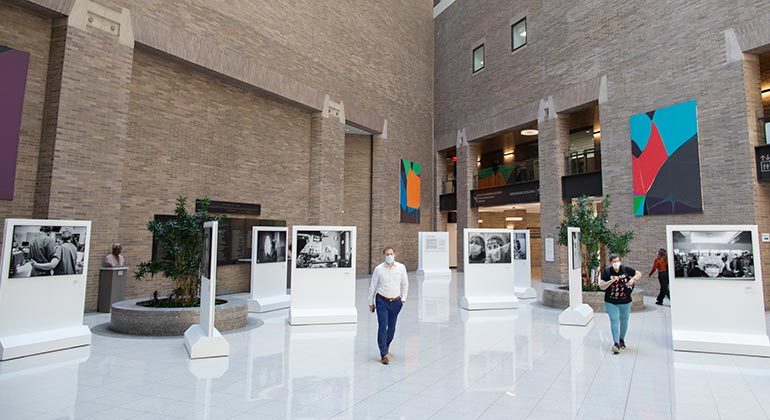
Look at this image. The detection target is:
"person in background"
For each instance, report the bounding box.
[600,253,641,354]
[368,246,408,365]
[649,248,670,306]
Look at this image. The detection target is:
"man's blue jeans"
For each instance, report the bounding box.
[376,295,403,357]
[605,301,631,344]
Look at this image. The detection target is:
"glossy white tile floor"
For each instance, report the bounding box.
[2,271,770,420]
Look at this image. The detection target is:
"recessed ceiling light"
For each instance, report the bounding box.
[505,217,523,221]
[521,129,539,136]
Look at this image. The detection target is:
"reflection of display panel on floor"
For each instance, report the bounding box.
[417,231,451,279]
[462,310,517,389]
[0,219,92,360]
[290,226,357,325]
[666,225,770,357]
[249,227,290,312]
[419,275,451,323]
[462,229,518,310]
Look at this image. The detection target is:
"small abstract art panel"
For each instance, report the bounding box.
[630,100,702,216]
[400,159,421,223]
[0,45,30,201]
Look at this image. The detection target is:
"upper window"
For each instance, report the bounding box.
[473,44,485,73]
[512,18,527,52]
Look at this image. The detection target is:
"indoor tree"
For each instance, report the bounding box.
[558,195,634,290]
[134,196,219,307]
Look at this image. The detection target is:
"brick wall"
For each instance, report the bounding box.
[343,134,372,274]
[435,1,770,305]
[0,3,51,239]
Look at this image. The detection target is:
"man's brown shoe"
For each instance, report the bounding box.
[381,355,389,365]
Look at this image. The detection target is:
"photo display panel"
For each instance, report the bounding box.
[671,230,754,280]
[513,232,527,260]
[256,230,287,264]
[7,225,89,278]
[571,230,581,270]
[467,231,512,264]
[201,225,213,280]
[295,230,353,268]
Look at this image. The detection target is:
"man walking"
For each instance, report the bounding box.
[368,246,408,365]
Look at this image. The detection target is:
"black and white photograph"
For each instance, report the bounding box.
[201,225,212,280]
[571,231,581,270]
[672,230,755,280]
[513,232,527,260]
[295,230,353,268]
[7,225,88,278]
[468,231,511,264]
[256,230,287,264]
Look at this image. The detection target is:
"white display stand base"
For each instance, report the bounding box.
[289,307,357,325]
[0,325,91,361]
[417,268,452,280]
[461,295,518,310]
[248,294,290,313]
[559,304,594,326]
[515,287,537,299]
[673,330,770,358]
[184,325,230,359]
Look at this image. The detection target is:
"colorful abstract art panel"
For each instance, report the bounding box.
[630,100,702,216]
[0,45,30,201]
[400,159,421,223]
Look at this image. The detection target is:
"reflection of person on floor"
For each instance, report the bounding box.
[368,246,408,365]
[485,234,510,263]
[29,226,55,276]
[468,234,485,263]
[32,230,79,275]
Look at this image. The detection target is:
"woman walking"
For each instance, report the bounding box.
[599,254,641,354]
[649,248,670,306]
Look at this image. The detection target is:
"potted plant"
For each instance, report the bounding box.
[134,196,220,307]
[557,195,634,290]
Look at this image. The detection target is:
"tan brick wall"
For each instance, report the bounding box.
[119,49,312,302]
[0,3,51,238]
[343,134,372,275]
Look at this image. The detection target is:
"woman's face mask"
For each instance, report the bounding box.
[470,241,482,257]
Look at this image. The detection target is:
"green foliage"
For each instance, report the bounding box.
[558,195,634,287]
[134,197,219,306]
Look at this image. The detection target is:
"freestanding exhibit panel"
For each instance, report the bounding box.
[666,225,770,357]
[185,221,230,359]
[461,228,518,310]
[0,219,92,360]
[512,229,536,299]
[417,231,451,279]
[249,226,290,312]
[290,226,357,325]
[559,227,593,326]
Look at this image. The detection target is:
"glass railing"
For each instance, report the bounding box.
[565,148,601,175]
[473,159,539,189]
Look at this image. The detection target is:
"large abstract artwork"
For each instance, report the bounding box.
[0,45,30,201]
[631,100,702,216]
[400,159,421,223]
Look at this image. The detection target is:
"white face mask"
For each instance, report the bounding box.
[385,255,395,264]
[612,262,621,270]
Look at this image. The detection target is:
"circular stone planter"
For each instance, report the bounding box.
[542,287,645,312]
[109,297,248,336]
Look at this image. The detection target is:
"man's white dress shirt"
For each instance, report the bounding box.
[368,261,409,304]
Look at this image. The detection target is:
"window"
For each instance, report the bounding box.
[473,44,484,73]
[512,18,527,51]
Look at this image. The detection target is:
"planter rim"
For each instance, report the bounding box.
[112,297,246,312]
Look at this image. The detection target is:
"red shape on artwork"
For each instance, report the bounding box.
[633,122,668,195]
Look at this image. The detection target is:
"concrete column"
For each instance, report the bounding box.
[538,114,570,284]
[34,1,134,311]
[456,138,479,272]
[308,95,346,226]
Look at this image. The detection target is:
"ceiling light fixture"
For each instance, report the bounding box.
[521,129,539,136]
[505,217,523,221]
